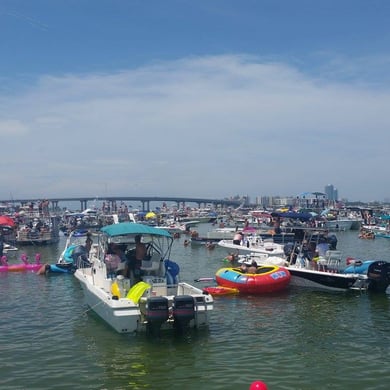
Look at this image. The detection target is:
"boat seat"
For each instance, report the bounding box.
[141,260,160,271]
[141,253,162,274]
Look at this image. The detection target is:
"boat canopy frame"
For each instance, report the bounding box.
[96,222,173,262]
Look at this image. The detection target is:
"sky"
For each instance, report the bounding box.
[1,0,390,204]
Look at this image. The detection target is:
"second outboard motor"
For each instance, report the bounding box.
[367,261,390,293]
[145,296,169,335]
[172,295,195,332]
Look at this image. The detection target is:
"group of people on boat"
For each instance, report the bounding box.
[358,227,375,239]
[239,260,258,274]
[105,234,147,281]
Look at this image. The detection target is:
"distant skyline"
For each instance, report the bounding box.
[1,1,390,202]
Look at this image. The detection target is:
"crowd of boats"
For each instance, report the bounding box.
[1,201,390,336]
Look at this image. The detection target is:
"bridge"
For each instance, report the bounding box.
[0,196,243,212]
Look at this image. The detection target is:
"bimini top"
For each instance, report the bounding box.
[101,222,171,238]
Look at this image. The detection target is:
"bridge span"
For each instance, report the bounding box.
[0,196,242,212]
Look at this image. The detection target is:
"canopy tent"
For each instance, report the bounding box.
[101,222,171,238]
[0,215,15,227]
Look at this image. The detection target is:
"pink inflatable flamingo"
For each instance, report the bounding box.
[25,253,43,271]
[20,253,29,265]
[0,255,10,272]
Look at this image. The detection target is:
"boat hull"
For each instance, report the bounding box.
[288,269,363,292]
[324,219,353,231]
[288,260,390,293]
[75,268,214,333]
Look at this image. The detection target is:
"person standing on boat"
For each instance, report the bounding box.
[233,231,243,245]
[134,235,146,260]
[124,235,147,281]
[85,232,93,254]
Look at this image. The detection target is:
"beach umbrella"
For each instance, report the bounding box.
[0,215,15,227]
[145,211,156,219]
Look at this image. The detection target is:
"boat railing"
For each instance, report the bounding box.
[317,250,343,272]
[17,229,57,241]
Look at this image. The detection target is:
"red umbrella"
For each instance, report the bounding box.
[0,215,15,227]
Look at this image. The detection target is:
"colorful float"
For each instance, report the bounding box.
[203,285,239,295]
[213,265,291,294]
[0,253,42,272]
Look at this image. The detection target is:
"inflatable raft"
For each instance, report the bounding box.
[215,265,291,294]
[0,253,42,272]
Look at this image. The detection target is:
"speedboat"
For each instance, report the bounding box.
[287,250,390,293]
[218,234,286,257]
[74,222,214,334]
[4,243,19,253]
[237,245,390,293]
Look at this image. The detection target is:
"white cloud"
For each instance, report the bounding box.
[1,55,389,202]
[0,119,29,135]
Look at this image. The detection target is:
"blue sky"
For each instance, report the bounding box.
[1,0,390,203]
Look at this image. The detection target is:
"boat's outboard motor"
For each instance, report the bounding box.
[71,245,90,268]
[145,296,169,335]
[172,295,195,332]
[367,261,390,293]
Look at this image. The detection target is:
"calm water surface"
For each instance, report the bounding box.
[1,226,389,389]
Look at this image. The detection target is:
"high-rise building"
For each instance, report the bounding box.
[325,184,338,201]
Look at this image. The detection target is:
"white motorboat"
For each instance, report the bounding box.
[237,253,288,267]
[218,234,286,257]
[323,218,354,231]
[286,249,390,293]
[3,243,18,253]
[74,222,214,334]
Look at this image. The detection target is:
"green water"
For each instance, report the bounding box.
[1,227,389,389]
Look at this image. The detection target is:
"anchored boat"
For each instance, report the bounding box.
[74,222,214,334]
